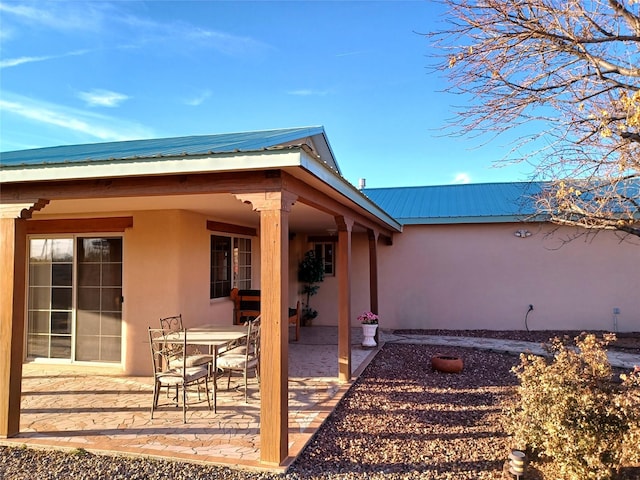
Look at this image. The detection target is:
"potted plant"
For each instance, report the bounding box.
[298,249,325,326]
[358,311,379,347]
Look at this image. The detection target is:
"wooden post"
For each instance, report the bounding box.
[335,216,353,382]
[0,216,27,438]
[368,229,380,344]
[235,191,296,466]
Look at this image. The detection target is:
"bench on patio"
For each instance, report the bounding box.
[230,288,300,341]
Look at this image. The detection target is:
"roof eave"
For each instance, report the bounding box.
[300,150,402,232]
[398,214,547,225]
[0,149,306,183]
[1,144,401,233]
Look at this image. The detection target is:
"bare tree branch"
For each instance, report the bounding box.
[426,0,640,239]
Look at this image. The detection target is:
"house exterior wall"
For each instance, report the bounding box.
[21,207,299,376]
[303,233,372,326]
[310,223,639,332]
[119,209,259,375]
[365,222,640,332]
[23,210,638,376]
[288,235,306,309]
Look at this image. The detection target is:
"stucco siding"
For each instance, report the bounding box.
[123,210,252,375]
[305,233,377,327]
[374,223,639,332]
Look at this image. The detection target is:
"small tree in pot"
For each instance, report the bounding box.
[298,249,325,325]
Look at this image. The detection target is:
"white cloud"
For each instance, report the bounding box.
[185,27,270,56]
[0,55,53,68]
[0,49,90,69]
[184,90,212,107]
[0,2,107,32]
[287,89,329,96]
[0,92,152,141]
[453,172,472,184]
[77,89,130,108]
[0,2,270,58]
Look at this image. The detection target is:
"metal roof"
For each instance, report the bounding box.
[362,182,545,224]
[0,126,402,232]
[0,126,333,168]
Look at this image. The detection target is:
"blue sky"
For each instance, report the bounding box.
[0,0,535,188]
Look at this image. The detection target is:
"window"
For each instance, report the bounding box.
[314,242,335,276]
[28,238,74,359]
[26,236,123,363]
[210,235,252,299]
[75,238,123,362]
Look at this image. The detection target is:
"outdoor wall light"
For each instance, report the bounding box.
[514,229,531,238]
[508,449,526,479]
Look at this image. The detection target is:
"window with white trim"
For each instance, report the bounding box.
[210,235,252,299]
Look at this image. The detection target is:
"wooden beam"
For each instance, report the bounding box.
[25,216,133,234]
[1,171,285,202]
[206,220,257,237]
[239,191,296,466]
[2,170,397,242]
[368,229,379,314]
[0,217,26,438]
[368,229,380,344]
[0,199,49,219]
[281,173,397,241]
[307,235,338,243]
[336,215,353,382]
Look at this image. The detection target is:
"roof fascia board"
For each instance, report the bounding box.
[399,214,548,225]
[299,150,402,232]
[0,150,303,183]
[312,131,341,176]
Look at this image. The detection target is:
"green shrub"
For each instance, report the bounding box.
[505,333,640,480]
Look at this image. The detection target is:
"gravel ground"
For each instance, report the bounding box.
[1,335,638,480]
[393,329,640,353]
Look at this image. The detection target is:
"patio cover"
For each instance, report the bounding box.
[0,126,401,465]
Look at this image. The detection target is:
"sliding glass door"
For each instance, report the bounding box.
[26,236,123,363]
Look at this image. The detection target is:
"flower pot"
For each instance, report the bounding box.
[431,355,463,373]
[361,324,378,347]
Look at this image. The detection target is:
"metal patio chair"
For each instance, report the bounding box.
[159,314,211,368]
[148,327,212,423]
[216,316,261,402]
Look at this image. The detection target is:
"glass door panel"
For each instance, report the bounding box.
[27,238,74,359]
[76,238,122,362]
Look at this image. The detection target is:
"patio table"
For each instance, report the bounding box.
[164,325,248,412]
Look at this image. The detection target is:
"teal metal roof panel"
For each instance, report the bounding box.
[0,126,325,167]
[363,182,544,224]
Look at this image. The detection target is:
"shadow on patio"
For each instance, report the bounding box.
[3,327,380,472]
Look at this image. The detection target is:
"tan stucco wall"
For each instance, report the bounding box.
[299,233,371,327]
[123,209,258,375]
[366,223,639,332]
[25,212,638,375]
[288,236,306,308]
[307,224,639,332]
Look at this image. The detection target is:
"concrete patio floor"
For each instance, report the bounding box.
[2,327,380,472]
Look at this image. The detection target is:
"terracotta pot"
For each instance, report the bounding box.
[431,355,463,373]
